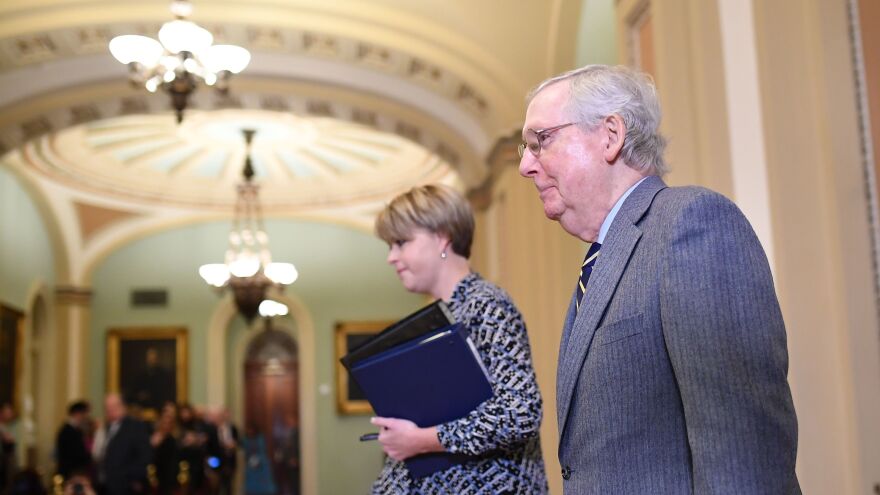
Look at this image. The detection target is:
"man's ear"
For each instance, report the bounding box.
[602,114,626,163]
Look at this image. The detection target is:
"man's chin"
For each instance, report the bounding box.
[542,204,563,221]
[558,215,593,241]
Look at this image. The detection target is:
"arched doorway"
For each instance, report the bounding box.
[243,326,300,495]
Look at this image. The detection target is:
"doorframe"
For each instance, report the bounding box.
[206,292,317,495]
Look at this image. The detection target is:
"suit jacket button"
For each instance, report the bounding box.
[561,466,571,480]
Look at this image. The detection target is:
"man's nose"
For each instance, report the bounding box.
[519,152,538,178]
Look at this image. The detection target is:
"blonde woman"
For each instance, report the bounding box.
[371,184,547,494]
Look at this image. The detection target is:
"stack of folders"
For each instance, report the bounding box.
[340,301,456,371]
[341,302,494,478]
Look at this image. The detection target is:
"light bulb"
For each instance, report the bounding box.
[145,76,161,92]
[199,264,230,287]
[203,44,251,74]
[229,255,260,278]
[109,35,163,66]
[258,300,289,317]
[158,19,213,54]
[265,263,298,285]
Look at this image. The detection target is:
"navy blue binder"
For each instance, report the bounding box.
[340,301,454,370]
[349,323,493,478]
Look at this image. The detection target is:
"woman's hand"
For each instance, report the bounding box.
[370,417,443,461]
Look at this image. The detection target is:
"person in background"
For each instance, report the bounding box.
[149,404,179,495]
[210,408,239,495]
[370,184,547,494]
[518,64,799,493]
[0,402,17,494]
[8,469,45,495]
[176,404,208,494]
[272,412,297,495]
[55,401,93,481]
[81,416,98,464]
[242,424,275,495]
[96,394,150,495]
[62,474,96,495]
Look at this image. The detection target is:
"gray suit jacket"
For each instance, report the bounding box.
[557,176,800,494]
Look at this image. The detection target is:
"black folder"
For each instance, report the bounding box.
[340,300,454,370]
[349,323,493,478]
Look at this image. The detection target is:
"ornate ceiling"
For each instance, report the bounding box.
[0,0,582,283]
[24,110,455,209]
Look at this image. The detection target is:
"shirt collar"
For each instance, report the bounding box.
[597,177,648,244]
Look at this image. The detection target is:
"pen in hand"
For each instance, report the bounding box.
[359,432,379,441]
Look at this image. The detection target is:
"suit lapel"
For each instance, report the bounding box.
[556,222,642,437]
[556,293,578,427]
[556,176,666,441]
[558,292,579,361]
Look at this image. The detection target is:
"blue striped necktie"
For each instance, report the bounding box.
[576,242,602,312]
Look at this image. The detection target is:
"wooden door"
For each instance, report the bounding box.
[243,329,300,495]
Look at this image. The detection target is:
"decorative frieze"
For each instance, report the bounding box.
[0,23,493,121]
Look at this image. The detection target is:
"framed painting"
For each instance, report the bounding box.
[106,327,188,420]
[0,303,24,414]
[334,321,391,415]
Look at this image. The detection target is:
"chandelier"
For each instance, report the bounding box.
[108,0,250,123]
[199,129,297,322]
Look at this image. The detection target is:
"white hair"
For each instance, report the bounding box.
[528,65,669,176]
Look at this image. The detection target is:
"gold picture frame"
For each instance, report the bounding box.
[106,327,188,420]
[334,321,392,415]
[0,303,24,415]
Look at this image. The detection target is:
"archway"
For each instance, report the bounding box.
[243,326,300,495]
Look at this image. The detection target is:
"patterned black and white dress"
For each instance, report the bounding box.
[371,273,548,494]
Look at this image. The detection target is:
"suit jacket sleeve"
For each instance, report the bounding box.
[56,426,74,465]
[659,192,799,493]
[57,425,91,474]
[124,420,152,484]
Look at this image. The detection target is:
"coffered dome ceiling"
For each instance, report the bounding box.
[24,110,455,210]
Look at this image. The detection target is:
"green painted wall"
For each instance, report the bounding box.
[89,219,423,494]
[576,0,618,66]
[0,166,55,310]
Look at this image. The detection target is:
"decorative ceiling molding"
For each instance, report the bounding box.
[0,0,534,111]
[0,77,485,187]
[18,109,459,210]
[3,89,460,166]
[0,54,492,186]
[0,22,495,123]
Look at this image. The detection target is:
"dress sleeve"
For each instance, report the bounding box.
[436,293,543,456]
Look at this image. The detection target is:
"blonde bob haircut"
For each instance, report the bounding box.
[375,184,475,259]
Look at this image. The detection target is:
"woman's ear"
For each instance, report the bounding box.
[433,232,453,255]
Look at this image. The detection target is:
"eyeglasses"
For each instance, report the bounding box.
[517,122,577,158]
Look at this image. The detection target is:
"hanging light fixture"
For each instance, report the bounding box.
[199,129,297,322]
[108,0,251,123]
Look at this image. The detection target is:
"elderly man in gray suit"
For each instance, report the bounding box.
[518,64,800,494]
